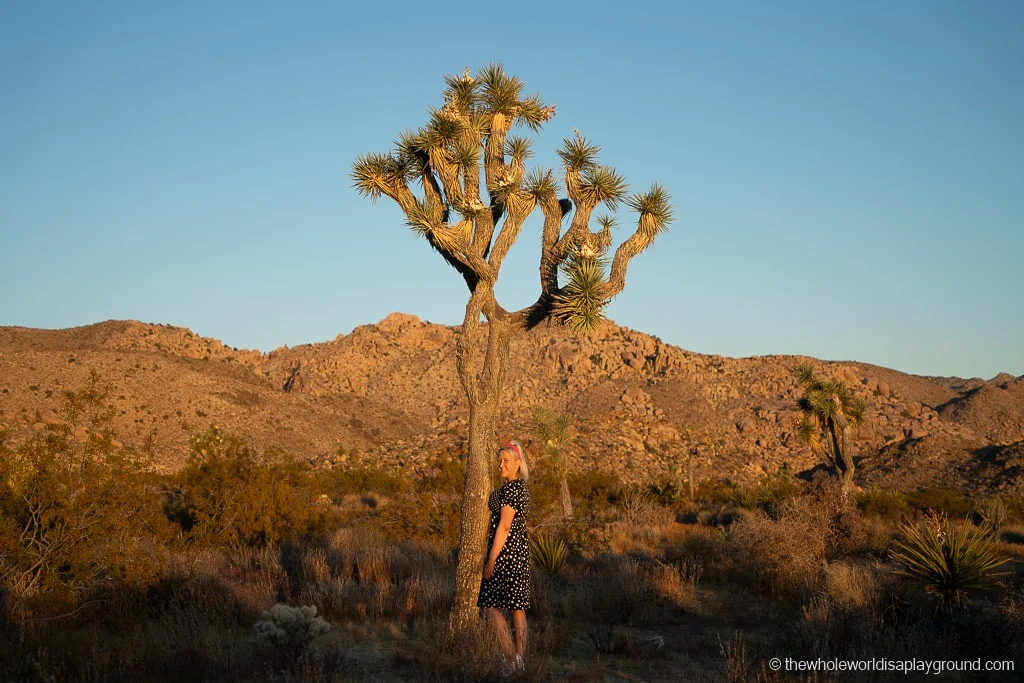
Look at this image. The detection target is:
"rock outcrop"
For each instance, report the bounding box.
[1,315,1021,494]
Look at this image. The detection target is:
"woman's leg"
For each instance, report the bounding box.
[486,607,516,661]
[512,610,528,660]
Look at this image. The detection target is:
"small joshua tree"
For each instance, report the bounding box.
[794,364,866,494]
[352,64,673,634]
[531,405,576,520]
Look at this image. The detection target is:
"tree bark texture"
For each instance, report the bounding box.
[559,473,574,521]
[448,295,512,637]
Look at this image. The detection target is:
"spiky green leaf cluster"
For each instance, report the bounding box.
[405,198,446,236]
[529,532,568,574]
[889,513,1009,610]
[523,168,559,199]
[531,406,574,462]
[557,133,600,171]
[578,166,628,210]
[351,153,402,202]
[553,251,609,333]
[505,136,533,164]
[443,69,478,114]
[626,183,675,238]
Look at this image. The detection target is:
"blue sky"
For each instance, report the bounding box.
[1,1,1021,379]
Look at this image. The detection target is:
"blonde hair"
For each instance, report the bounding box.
[500,440,529,483]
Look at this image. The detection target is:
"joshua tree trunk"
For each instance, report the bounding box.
[448,293,512,636]
[559,472,574,521]
[829,425,855,495]
[687,449,695,502]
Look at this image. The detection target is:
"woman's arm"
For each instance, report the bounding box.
[483,505,517,579]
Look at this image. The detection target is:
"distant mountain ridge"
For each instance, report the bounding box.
[1,314,1022,495]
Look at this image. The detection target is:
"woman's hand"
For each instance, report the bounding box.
[483,505,516,580]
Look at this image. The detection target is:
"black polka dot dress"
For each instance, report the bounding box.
[477,478,531,610]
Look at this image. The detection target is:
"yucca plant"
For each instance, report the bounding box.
[529,531,568,575]
[978,496,1010,534]
[889,512,1009,610]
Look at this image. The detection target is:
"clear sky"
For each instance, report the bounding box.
[1,1,1021,380]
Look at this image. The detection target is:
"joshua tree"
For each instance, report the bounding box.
[794,364,866,493]
[531,406,576,521]
[351,64,673,634]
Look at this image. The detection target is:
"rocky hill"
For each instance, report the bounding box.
[1,314,1022,495]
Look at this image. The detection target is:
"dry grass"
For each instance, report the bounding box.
[727,507,828,599]
[4,485,1023,682]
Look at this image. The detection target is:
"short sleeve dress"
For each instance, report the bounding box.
[477,478,531,610]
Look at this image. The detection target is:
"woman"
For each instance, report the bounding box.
[478,440,531,673]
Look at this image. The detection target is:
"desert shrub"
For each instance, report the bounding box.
[0,374,171,620]
[402,616,509,681]
[665,524,728,577]
[416,453,466,494]
[727,506,827,599]
[524,467,562,521]
[529,532,568,575]
[695,478,758,508]
[172,426,337,548]
[568,468,622,509]
[618,485,664,526]
[318,463,410,501]
[253,603,330,652]
[375,491,461,544]
[889,512,1010,610]
[647,559,701,610]
[646,480,686,508]
[693,467,803,515]
[857,486,909,518]
[718,631,750,683]
[820,560,883,611]
[906,486,973,517]
[753,463,802,514]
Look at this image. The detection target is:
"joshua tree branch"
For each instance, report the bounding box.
[606,219,658,299]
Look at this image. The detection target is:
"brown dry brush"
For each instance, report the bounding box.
[4,380,1024,680]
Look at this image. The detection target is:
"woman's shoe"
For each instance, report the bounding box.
[500,657,515,679]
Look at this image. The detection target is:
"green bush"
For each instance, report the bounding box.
[906,487,973,517]
[889,513,1009,610]
[417,454,466,494]
[0,373,171,620]
[857,486,909,518]
[646,480,686,508]
[694,468,800,512]
[173,426,337,548]
[568,469,622,505]
[754,463,802,514]
[695,478,757,508]
[318,464,410,501]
